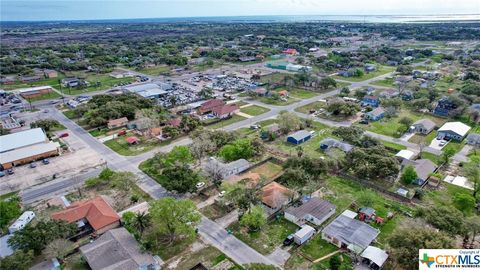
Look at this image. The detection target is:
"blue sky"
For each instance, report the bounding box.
[1,0,479,21]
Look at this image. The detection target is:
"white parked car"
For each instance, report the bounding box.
[219,191,226,197]
[196,182,205,189]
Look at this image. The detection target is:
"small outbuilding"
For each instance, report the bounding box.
[107,117,129,129]
[287,130,312,145]
[8,211,35,234]
[361,246,389,270]
[293,224,316,245]
[395,150,415,161]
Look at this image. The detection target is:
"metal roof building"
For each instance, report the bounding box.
[0,128,47,153]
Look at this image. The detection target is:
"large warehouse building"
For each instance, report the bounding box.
[0,128,60,169]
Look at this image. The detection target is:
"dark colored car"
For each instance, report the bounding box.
[283,234,294,246]
[59,132,69,138]
[29,162,37,168]
[42,158,50,164]
[7,169,14,175]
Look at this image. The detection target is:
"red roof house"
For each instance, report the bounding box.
[198,99,225,114]
[168,118,182,127]
[126,136,139,144]
[212,104,239,119]
[262,182,294,209]
[282,48,298,55]
[51,196,120,234]
[278,90,289,97]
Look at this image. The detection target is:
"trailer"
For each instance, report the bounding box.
[293,224,315,245]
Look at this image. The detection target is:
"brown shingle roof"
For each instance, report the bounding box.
[51,196,120,231]
[200,99,225,111]
[212,104,239,116]
[107,117,128,126]
[262,182,293,209]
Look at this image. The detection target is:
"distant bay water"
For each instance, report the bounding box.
[2,14,480,24]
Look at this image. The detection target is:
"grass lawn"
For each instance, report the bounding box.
[311,253,352,270]
[240,105,270,116]
[249,161,284,179]
[24,91,62,102]
[199,203,229,220]
[256,118,278,127]
[364,110,447,138]
[443,141,463,154]
[89,128,110,137]
[295,101,326,114]
[156,237,196,261]
[300,236,338,260]
[229,218,298,255]
[62,110,78,119]
[1,74,66,91]
[174,246,238,270]
[59,72,135,95]
[434,77,464,93]
[424,181,479,211]
[258,96,300,106]
[370,77,395,87]
[408,132,436,145]
[380,140,407,151]
[260,72,287,84]
[272,87,320,99]
[420,152,443,165]
[333,66,395,82]
[136,65,170,76]
[103,134,158,156]
[206,115,247,129]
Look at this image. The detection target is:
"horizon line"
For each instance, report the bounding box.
[2,13,480,23]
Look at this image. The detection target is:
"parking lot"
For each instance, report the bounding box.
[0,129,104,195]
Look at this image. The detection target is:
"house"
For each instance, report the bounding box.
[401,90,413,101]
[19,86,53,99]
[127,136,139,145]
[167,118,182,127]
[51,196,120,234]
[31,258,61,270]
[282,48,298,55]
[43,69,58,78]
[319,138,353,152]
[365,107,385,121]
[360,246,389,270]
[255,87,268,96]
[386,60,399,66]
[0,128,59,170]
[364,64,376,72]
[261,182,294,210]
[198,99,225,115]
[124,83,171,99]
[437,122,471,141]
[293,225,315,245]
[287,130,312,145]
[238,56,257,62]
[410,119,436,135]
[204,157,250,179]
[395,149,415,161]
[284,197,336,226]
[278,90,289,97]
[403,159,437,185]
[80,227,162,270]
[361,96,380,107]
[322,211,380,254]
[212,104,240,119]
[61,77,80,88]
[433,97,458,117]
[379,89,399,99]
[107,117,129,129]
[466,133,480,147]
[358,207,376,221]
[8,211,35,234]
[110,70,134,79]
[20,75,42,83]
[261,124,281,140]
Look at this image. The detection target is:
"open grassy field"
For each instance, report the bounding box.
[206,115,247,129]
[24,91,62,102]
[380,140,407,151]
[434,77,464,93]
[300,236,338,260]
[408,132,436,145]
[333,65,395,82]
[271,87,320,99]
[60,72,135,95]
[240,105,270,116]
[258,96,300,106]
[1,74,66,91]
[295,101,326,114]
[370,77,395,87]
[228,218,298,255]
[136,65,170,76]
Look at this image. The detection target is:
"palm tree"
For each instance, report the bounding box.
[133,212,151,236]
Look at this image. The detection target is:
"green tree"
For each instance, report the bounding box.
[399,117,413,128]
[8,220,77,255]
[453,193,475,214]
[388,227,454,270]
[420,206,466,236]
[0,250,34,270]
[30,119,61,133]
[222,181,260,213]
[277,111,302,134]
[442,148,456,163]
[319,77,337,90]
[219,139,255,162]
[158,145,194,168]
[144,198,200,246]
[401,165,417,185]
[44,238,74,261]
[330,255,342,270]
[464,160,480,199]
[240,205,267,232]
[0,196,21,234]
[161,163,201,193]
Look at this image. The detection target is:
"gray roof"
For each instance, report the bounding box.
[288,130,311,141]
[80,227,160,270]
[285,197,336,222]
[124,83,171,98]
[0,234,13,258]
[413,119,436,131]
[204,157,250,178]
[0,128,47,153]
[367,107,385,118]
[467,133,480,142]
[361,246,388,267]
[403,159,437,181]
[322,214,379,251]
[320,138,353,152]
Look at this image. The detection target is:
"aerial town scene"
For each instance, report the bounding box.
[0,1,479,270]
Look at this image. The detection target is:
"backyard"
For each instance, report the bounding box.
[228,218,298,255]
[173,246,240,270]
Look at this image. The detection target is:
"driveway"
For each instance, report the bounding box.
[429,137,448,150]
